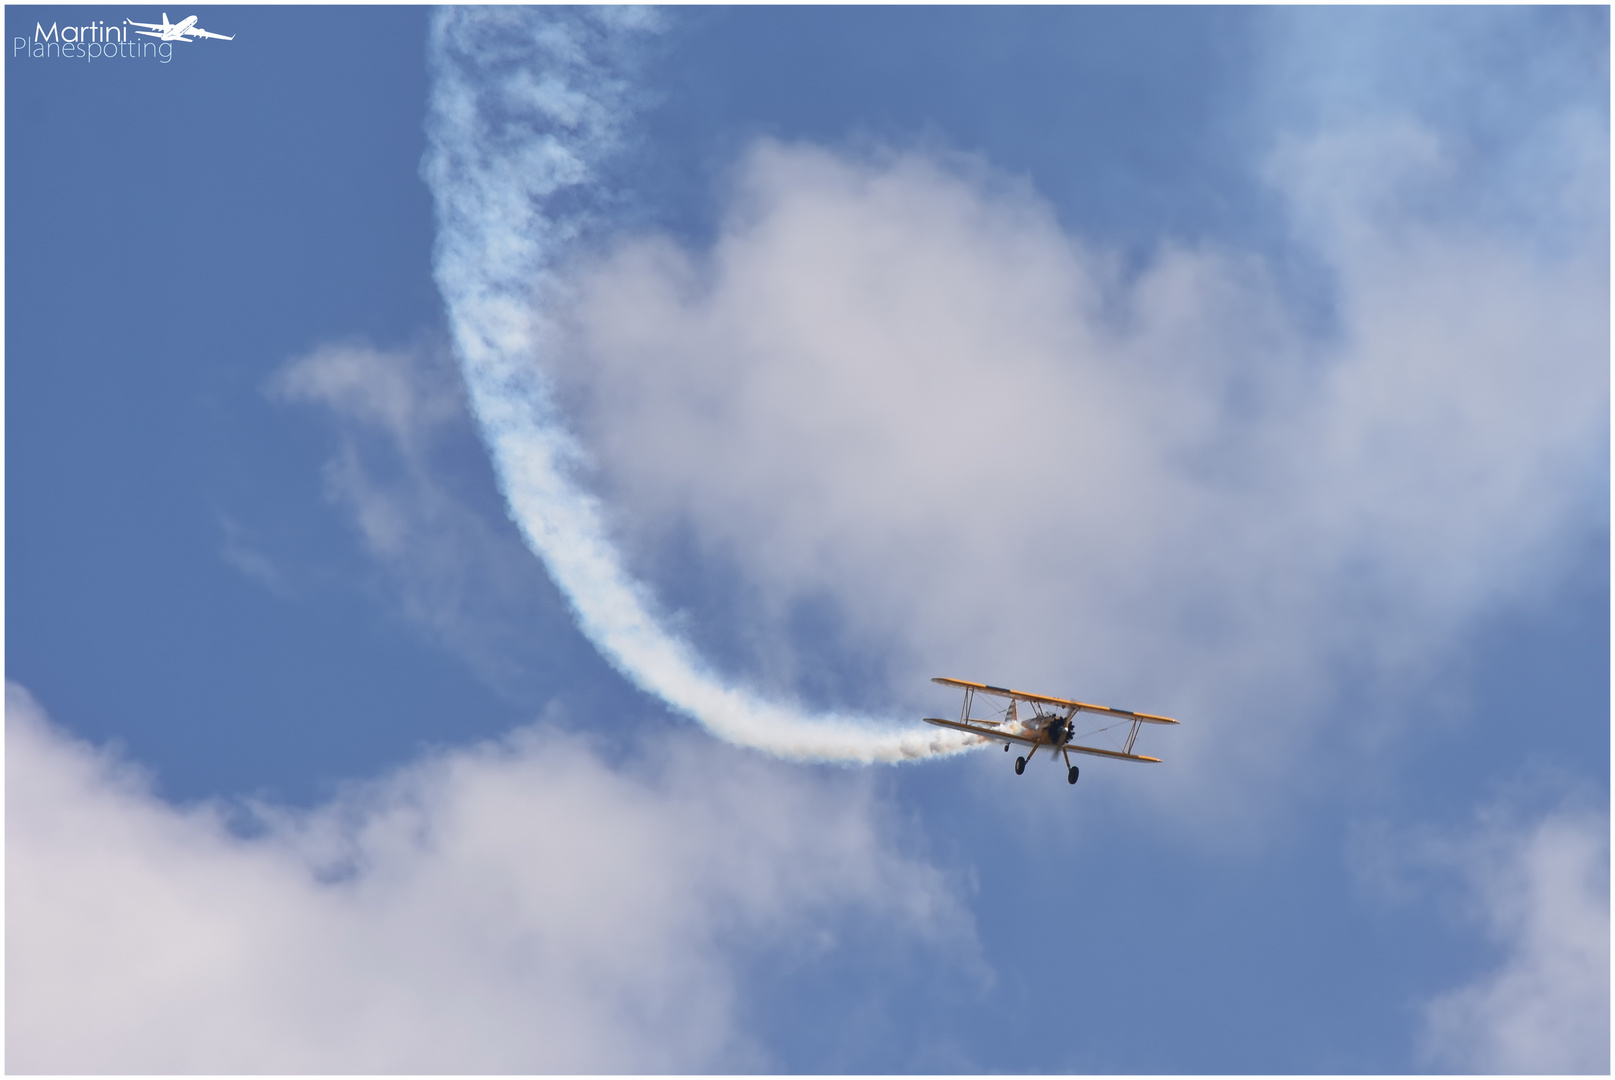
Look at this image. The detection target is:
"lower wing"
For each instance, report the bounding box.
[1063,743,1162,763]
[921,717,1162,762]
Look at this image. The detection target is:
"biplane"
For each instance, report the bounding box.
[923,677,1178,784]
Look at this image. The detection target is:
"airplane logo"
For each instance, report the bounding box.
[124,13,233,42]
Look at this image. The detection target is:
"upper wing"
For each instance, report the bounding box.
[186,26,233,40]
[124,19,162,30]
[932,676,1178,724]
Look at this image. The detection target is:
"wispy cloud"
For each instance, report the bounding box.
[1352,790,1610,1074]
[215,512,287,593]
[1418,804,1610,1074]
[267,338,582,701]
[5,682,972,1072]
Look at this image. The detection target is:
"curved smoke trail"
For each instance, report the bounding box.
[421,7,976,763]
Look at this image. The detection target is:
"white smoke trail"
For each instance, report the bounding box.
[421,7,975,763]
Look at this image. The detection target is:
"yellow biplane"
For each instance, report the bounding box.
[923,677,1179,785]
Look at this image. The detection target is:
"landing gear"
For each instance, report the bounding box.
[1068,765,1080,785]
[1014,756,1026,775]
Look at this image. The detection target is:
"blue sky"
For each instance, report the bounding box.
[6,6,1609,1073]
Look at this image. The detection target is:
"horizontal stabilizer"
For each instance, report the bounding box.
[922,716,1035,745]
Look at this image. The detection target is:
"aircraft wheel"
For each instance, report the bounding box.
[1014,756,1026,775]
[1068,766,1080,785]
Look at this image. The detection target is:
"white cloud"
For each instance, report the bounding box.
[548,119,1605,824]
[415,4,1603,820]
[5,682,971,1073]
[1409,803,1610,1074]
